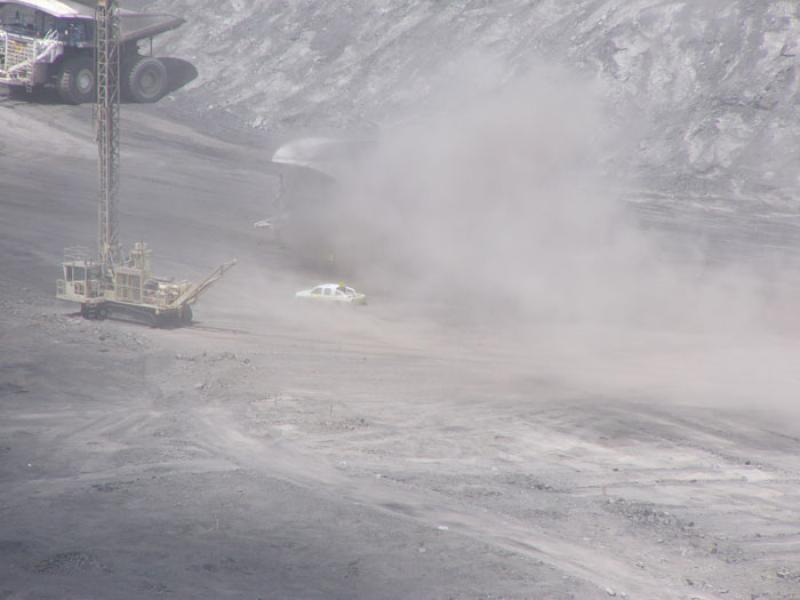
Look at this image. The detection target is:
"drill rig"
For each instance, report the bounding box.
[56,0,235,327]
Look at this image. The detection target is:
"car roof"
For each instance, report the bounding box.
[311,283,358,291]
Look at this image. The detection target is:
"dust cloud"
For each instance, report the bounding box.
[319,63,800,412]
[333,68,746,327]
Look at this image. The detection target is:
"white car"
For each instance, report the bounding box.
[295,283,367,305]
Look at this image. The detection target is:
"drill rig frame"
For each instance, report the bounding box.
[56,0,235,327]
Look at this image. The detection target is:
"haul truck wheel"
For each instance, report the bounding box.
[127,57,168,103]
[180,305,193,325]
[57,57,96,104]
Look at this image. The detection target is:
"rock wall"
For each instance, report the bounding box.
[149,0,800,202]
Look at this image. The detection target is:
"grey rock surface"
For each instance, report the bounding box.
[148,0,800,202]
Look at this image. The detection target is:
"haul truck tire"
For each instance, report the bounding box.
[127,57,168,103]
[57,57,96,104]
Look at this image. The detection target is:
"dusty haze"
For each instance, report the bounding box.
[298,61,800,415]
[2,3,800,600]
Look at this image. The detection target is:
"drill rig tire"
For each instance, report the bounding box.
[180,305,193,325]
[57,57,96,105]
[127,57,168,103]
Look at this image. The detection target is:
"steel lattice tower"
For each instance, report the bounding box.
[95,0,121,269]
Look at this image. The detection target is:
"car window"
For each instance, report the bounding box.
[323,288,332,296]
[336,290,346,296]
[311,287,322,295]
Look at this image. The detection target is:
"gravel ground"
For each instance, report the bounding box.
[1,93,800,599]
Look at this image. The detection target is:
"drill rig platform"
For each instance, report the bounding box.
[57,245,236,327]
[56,0,235,327]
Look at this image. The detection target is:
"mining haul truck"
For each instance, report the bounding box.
[0,0,183,103]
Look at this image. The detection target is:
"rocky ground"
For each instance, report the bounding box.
[1,90,800,599]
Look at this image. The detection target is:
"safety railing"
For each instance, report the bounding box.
[0,31,35,83]
[0,30,63,85]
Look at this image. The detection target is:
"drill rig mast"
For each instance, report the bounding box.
[56,0,236,327]
[95,0,121,268]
